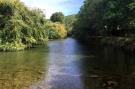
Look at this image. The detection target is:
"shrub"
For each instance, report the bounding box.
[0,0,48,51]
[46,22,67,39]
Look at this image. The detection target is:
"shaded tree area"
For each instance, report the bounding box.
[73,0,135,40]
[64,14,77,36]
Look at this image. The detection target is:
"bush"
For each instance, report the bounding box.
[46,22,67,39]
[0,0,48,51]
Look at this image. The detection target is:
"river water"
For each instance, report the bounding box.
[0,38,135,89]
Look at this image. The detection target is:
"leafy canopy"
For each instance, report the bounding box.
[50,12,64,23]
[73,0,135,39]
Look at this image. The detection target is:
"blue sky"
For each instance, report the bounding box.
[20,0,84,18]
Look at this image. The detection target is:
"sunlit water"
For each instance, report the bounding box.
[0,38,135,89]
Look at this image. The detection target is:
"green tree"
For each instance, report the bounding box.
[73,0,135,40]
[50,12,64,23]
[0,0,48,51]
[46,21,67,39]
[64,14,77,36]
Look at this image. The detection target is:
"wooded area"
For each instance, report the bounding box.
[0,0,67,51]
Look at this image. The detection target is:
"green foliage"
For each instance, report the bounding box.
[50,12,64,23]
[0,0,48,51]
[64,14,77,36]
[0,0,68,51]
[73,0,135,40]
[46,21,67,39]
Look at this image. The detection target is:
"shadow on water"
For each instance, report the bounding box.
[78,44,135,89]
[0,46,49,89]
[46,38,135,89]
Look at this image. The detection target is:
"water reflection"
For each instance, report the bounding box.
[0,47,48,89]
[1,38,135,89]
[79,45,135,89]
[45,39,84,89]
[45,38,135,89]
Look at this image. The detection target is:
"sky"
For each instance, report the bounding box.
[20,0,84,18]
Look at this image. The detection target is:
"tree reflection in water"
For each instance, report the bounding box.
[0,47,48,89]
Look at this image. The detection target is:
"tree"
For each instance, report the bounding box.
[73,0,135,40]
[64,14,77,36]
[0,0,48,51]
[46,21,67,39]
[50,12,64,23]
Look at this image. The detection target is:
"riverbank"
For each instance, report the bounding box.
[101,37,135,52]
[77,36,135,52]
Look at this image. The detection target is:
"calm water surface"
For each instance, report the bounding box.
[0,38,135,89]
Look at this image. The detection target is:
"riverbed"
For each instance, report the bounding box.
[0,38,135,89]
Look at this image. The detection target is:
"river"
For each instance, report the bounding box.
[0,38,135,89]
